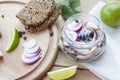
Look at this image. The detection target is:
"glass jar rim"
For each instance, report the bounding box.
[62,13,104,48]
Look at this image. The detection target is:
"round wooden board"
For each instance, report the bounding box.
[0,1,58,79]
[20,25,58,80]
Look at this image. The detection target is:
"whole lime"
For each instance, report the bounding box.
[100,1,120,27]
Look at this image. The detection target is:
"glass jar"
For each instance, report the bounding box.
[59,13,106,62]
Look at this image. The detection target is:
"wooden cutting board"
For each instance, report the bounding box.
[0,0,58,80]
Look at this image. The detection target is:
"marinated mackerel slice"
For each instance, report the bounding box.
[25,9,59,33]
[16,0,55,26]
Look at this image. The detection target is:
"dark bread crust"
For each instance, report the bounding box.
[25,9,59,33]
[16,0,55,26]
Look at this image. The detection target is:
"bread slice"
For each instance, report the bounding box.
[16,0,55,26]
[25,9,59,33]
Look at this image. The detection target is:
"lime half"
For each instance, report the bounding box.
[47,66,77,80]
[6,28,20,52]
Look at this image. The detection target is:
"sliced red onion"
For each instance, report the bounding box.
[23,39,37,49]
[75,22,83,33]
[63,41,70,48]
[66,30,78,41]
[63,41,70,51]
[67,21,83,33]
[75,37,80,42]
[63,41,69,46]
[77,46,99,60]
[73,48,86,56]
[0,51,3,57]
[82,20,88,25]
[22,53,41,65]
[24,45,41,54]
[63,45,70,51]
[63,45,70,49]
[23,49,40,59]
[85,21,98,29]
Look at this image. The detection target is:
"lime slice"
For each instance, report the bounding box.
[6,28,20,52]
[47,66,77,80]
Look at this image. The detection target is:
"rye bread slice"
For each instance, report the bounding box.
[25,8,59,33]
[16,0,55,26]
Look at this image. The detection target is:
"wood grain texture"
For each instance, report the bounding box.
[0,0,58,79]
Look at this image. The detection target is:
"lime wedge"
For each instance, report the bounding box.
[47,66,77,80]
[6,28,20,52]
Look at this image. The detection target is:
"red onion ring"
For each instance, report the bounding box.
[22,53,41,65]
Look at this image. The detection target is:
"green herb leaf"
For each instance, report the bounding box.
[69,0,80,13]
[55,0,80,20]
[55,0,69,7]
[61,5,75,20]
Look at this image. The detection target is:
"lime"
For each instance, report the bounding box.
[100,1,120,27]
[47,66,77,80]
[6,28,20,52]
